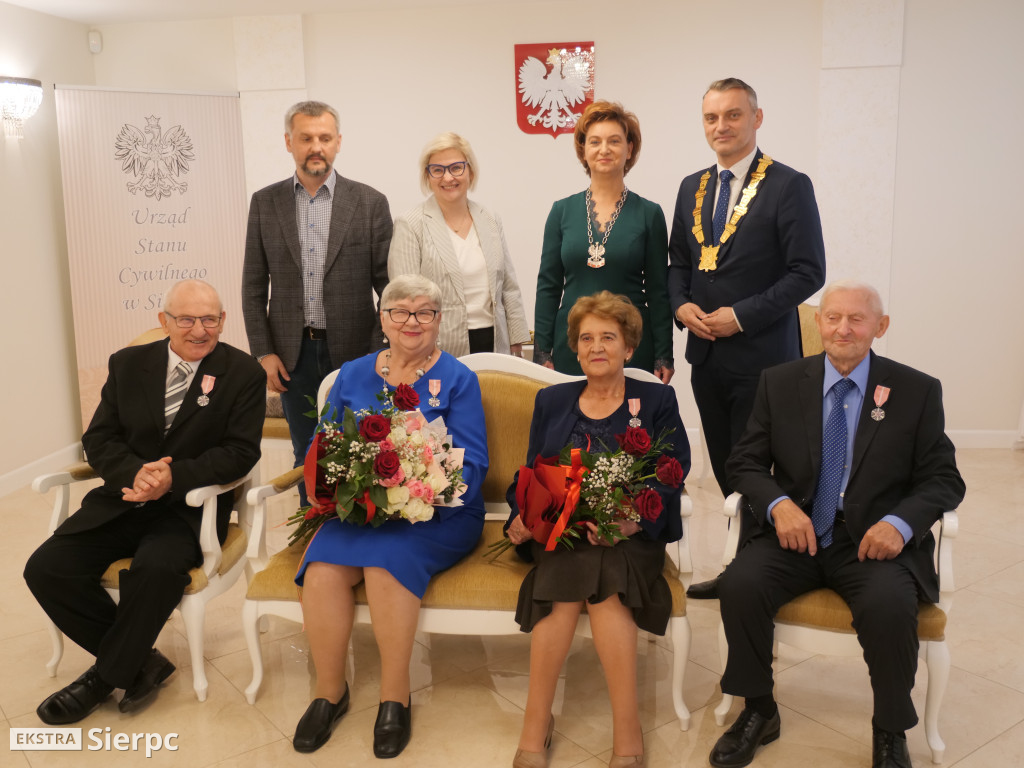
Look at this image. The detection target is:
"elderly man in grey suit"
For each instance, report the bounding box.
[242,101,392,488]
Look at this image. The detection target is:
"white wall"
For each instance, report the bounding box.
[1,0,1020,484]
[890,0,1024,437]
[0,2,94,492]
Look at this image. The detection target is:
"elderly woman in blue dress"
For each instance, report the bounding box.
[291,274,488,757]
[506,292,689,768]
[388,132,531,357]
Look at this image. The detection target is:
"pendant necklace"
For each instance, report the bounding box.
[586,186,628,268]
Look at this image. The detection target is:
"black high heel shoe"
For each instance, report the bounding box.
[373,699,411,759]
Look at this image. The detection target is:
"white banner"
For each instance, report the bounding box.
[55,86,249,429]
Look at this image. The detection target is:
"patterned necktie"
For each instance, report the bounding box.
[164,361,192,432]
[811,377,855,547]
[712,168,734,243]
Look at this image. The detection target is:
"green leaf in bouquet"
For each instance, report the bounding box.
[368,484,389,510]
[342,406,358,436]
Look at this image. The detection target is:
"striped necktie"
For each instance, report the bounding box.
[164,361,192,432]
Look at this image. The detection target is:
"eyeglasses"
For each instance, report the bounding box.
[382,308,439,324]
[164,312,223,329]
[425,161,469,179]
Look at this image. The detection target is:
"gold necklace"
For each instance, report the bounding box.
[585,187,628,268]
[692,156,772,271]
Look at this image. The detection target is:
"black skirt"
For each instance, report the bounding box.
[514,537,671,635]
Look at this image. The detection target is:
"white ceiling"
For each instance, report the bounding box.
[4,0,516,24]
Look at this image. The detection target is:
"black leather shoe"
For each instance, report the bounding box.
[119,649,176,713]
[709,707,781,768]
[373,699,411,759]
[872,727,912,768]
[687,575,722,600]
[37,666,113,725]
[293,686,350,753]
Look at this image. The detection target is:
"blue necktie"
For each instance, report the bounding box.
[712,168,734,243]
[811,377,855,547]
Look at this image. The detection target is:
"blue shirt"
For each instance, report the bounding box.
[768,355,911,543]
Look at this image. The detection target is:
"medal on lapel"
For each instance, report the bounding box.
[428,379,441,408]
[871,385,890,421]
[628,398,641,428]
[197,375,215,406]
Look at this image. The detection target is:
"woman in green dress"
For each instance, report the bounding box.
[533,101,674,382]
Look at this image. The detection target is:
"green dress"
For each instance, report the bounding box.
[534,190,673,375]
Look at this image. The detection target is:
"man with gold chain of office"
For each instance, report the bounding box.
[667,78,826,599]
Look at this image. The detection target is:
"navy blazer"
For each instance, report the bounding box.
[666,149,826,371]
[58,339,266,543]
[726,351,966,601]
[505,378,691,553]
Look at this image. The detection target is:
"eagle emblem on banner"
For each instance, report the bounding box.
[515,42,595,136]
[114,115,195,200]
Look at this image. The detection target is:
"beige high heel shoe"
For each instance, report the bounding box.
[512,716,554,768]
[607,755,644,768]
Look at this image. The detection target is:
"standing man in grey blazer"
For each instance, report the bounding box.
[242,101,392,489]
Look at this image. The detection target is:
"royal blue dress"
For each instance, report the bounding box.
[295,351,488,598]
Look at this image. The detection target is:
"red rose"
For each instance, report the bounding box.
[655,455,685,488]
[373,450,401,479]
[359,413,391,442]
[633,488,663,522]
[393,383,420,411]
[615,427,651,456]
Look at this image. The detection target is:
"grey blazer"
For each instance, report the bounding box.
[387,196,530,357]
[242,173,392,371]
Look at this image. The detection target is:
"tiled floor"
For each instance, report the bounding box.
[2,445,1022,767]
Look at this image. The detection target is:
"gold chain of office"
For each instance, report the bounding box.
[692,155,773,271]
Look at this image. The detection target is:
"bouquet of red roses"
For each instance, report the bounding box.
[486,426,684,559]
[287,383,466,547]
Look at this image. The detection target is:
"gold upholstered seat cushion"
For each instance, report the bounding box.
[100,522,247,596]
[245,520,687,619]
[774,587,946,640]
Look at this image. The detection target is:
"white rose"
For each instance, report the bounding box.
[402,497,434,523]
[385,485,411,513]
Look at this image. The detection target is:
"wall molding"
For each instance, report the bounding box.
[0,443,82,498]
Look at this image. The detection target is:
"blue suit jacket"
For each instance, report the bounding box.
[667,149,826,370]
[505,378,691,551]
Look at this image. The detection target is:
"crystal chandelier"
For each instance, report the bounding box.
[1,76,44,139]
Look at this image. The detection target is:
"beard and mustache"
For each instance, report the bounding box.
[302,153,331,177]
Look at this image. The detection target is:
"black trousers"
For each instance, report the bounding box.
[467,326,495,354]
[24,504,201,689]
[690,347,762,496]
[718,521,922,731]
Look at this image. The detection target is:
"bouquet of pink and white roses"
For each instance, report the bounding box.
[287,383,466,547]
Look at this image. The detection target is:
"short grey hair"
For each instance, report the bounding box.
[705,78,758,110]
[164,279,222,313]
[418,132,479,195]
[284,101,340,134]
[820,280,885,316]
[380,274,442,308]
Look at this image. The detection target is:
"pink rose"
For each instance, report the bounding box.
[406,479,434,504]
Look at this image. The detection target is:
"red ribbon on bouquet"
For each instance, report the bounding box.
[302,432,336,520]
[514,449,588,551]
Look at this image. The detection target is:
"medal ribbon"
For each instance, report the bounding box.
[429,379,441,398]
[874,386,890,408]
[628,398,641,419]
[201,375,215,396]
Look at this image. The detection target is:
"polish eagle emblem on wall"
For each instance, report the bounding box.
[114,115,195,200]
[515,42,595,136]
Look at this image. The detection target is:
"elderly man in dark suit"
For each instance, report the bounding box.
[667,78,826,600]
[710,281,965,768]
[242,100,392,489]
[25,280,265,723]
